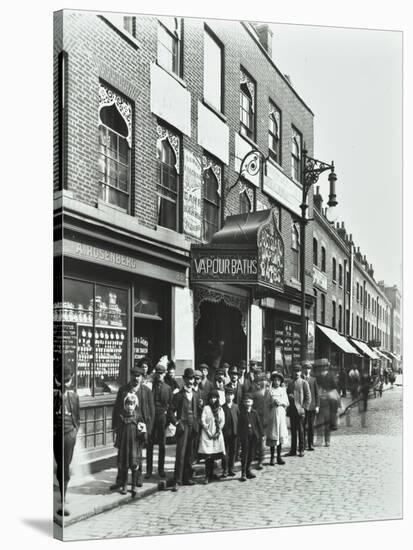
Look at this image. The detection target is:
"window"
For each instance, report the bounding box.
[204,29,223,112]
[123,16,136,37]
[332,300,336,328]
[203,164,220,241]
[98,85,132,211]
[346,309,350,334]
[313,238,318,266]
[321,247,326,272]
[356,315,359,338]
[360,288,363,306]
[321,294,325,324]
[338,305,343,332]
[368,293,371,311]
[268,101,281,162]
[240,69,255,140]
[313,290,318,322]
[240,188,253,213]
[158,19,180,75]
[156,128,180,231]
[356,282,360,302]
[332,258,337,282]
[346,272,350,293]
[339,264,343,287]
[291,127,302,182]
[291,224,300,281]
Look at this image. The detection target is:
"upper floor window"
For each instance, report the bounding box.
[346,271,351,293]
[291,127,302,182]
[158,18,180,76]
[202,156,222,241]
[291,224,301,281]
[356,282,360,302]
[321,294,326,324]
[321,246,326,272]
[156,125,180,231]
[339,264,343,287]
[313,238,318,266]
[268,101,281,163]
[204,29,223,112]
[98,84,132,212]
[240,69,256,140]
[332,300,336,328]
[338,305,343,333]
[313,290,318,322]
[123,16,136,37]
[332,258,337,282]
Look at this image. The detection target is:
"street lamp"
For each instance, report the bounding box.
[300,147,338,361]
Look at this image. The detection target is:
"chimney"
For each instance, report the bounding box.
[313,185,323,211]
[337,221,347,241]
[368,263,374,278]
[254,24,273,58]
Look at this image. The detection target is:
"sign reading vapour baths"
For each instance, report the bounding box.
[192,250,258,282]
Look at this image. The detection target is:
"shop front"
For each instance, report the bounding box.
[348,338,379,375]
[315,324,361,372]
[190,209,285,374]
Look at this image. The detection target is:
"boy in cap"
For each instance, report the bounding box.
[214,370,226,405]
[226,365,244,405]
[171,367,200,491]
[111,365,154,489]
[301,361,320,451]
[221,386,239,477]
[239,393,263,481]
[286,364,311,457]
[145,361,173,479]
[53,363,80,516]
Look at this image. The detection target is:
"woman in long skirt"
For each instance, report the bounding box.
[198,389,226,483]
[266,372,289,465]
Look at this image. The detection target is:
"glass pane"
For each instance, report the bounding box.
[134,284,163,316]
[204,32,221,110]
[158,195,177,230]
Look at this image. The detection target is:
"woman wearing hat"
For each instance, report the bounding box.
[265,371,289,465]
[198,389,226,483]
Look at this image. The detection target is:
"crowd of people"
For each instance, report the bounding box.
[53,355,394,515]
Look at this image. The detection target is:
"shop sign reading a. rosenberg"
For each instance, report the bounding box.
[183,149,202,239]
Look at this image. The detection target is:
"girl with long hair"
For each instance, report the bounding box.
[198,389,226,483]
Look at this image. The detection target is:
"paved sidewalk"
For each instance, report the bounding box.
[54,383,394,528]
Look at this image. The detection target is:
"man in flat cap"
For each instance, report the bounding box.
[286,364,311,457]
[146,361,173,479]
[111,364,154,489]
[171,367,200,491]
[301,361,319,451]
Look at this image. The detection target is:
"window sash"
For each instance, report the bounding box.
[204,31,222,111]
[158,25,179,74]
[98,126,130,210]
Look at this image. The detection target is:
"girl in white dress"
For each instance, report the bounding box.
[198,389,226,483]
[266,372,289,465]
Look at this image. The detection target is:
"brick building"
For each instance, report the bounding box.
[54,11,317,458]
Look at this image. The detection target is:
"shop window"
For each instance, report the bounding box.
[321,246,326,272]
[157,18,180,75]
[54,278,128,399]
[203,166,220,241]
[332,258,337,282]
[291,126,302,183]
[313,238,318,266]
[156,129,180,231]
[98,84,132,211]
[268,101,281,163]
[321,294,325,324]
[240,69,256,140]
[338,305,342,333]
[332,300,336,328]
[204,28,223,112]
[291,224,300,281]
[339,264,343,287]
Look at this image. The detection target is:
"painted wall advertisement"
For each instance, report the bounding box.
[183,149,202,239]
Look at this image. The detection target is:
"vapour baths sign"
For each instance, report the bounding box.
[183,149,202,239]
[193,253,258,279]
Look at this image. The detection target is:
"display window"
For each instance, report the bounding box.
[53,277,129,397]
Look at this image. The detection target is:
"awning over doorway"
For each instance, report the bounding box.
[382,350,399,361]
[349,338,379,360]
[372,348,389,360]
[190,209,285,294]
[317,324,360,355]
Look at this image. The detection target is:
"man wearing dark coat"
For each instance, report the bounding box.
[146,362,173,479]
[238,393,263,481]
[286,364,311,457]
[171,368,200,491]
[198,363,214,404]
[222,386,239,477]
[225,365,244,405]
[314,358,338,446]
[301,360,320,451]
[111,365,154,489]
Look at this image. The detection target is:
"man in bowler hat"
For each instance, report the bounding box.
[301,360,320,451]
[111,365,154,489]
[146,362,173,479]
[286,364,311,457]
[171,367,200,491]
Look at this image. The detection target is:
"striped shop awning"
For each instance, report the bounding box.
[317,325,361,355]
[349,338,380,360]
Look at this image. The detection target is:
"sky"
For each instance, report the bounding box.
[269,22,402,289]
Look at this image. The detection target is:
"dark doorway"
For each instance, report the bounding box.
[195,300,247,374]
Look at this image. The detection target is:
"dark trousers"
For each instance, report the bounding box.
[317,401,331,444]
[53,428,77,501]
[256,435,265,464]
[304,409,316,448]
[222,434,237,474]
[240,432,257,475]
[118,463,141,488]
[174,424,196,484]
[290,409,305,453]
[146,415,166,475]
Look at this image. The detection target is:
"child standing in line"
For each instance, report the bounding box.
[114,393,146,498]
[222,386,239,477]
[198,389,226,484]
[238,393,263,482]
[266,371,289,465]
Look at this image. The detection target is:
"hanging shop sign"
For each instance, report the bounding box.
[183,149,202,239]
[190,209,284,293]
[313,265,328,292]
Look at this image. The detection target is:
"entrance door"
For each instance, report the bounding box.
[134,318,168,370]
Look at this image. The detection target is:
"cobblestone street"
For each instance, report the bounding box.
[65,387,402,541]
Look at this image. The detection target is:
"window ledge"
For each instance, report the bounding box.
[238,132,259,151]
[266,156,283,172]
[156,61,187,88]
[202,99,227,123]
[97,199,129,215]
[290,277,301,288]
[155,225,187,246]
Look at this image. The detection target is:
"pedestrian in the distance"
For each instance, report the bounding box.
[239,393,263,481]
[286,364,311,457]
[314,358,338,447]
[53,363,80,516]
[359,370,371,427]
[265,371,288,465]
[221,386,239,477]
[114,393,146,498]
[338,368,347,397]
[198,389,226,484]
[301,361,320,451]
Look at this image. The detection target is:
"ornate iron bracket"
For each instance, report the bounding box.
[228,149,269,194]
